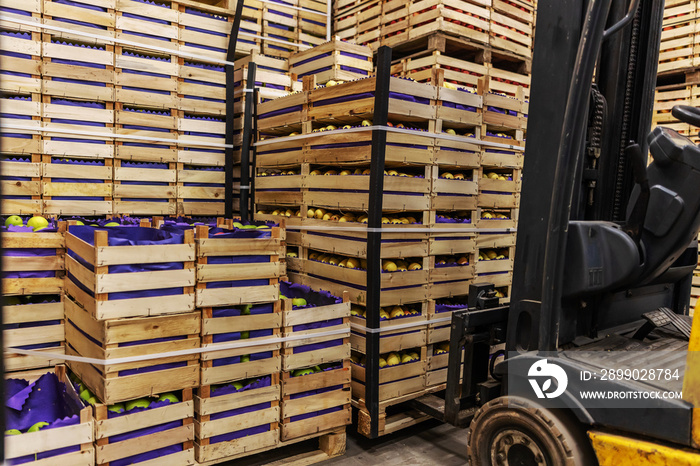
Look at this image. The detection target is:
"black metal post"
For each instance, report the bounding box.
[365,45,391,439]
[250,88,259,212]
[239,65,256,222]
[224,0,246,218]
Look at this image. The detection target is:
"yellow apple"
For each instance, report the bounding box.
[441,172,454,179]
[386,352,401,366]
[324,169,338,176]
[382,260,398,272]
[379,357,387,368]
[284,210,293,217]
[358,215,368,223]
[361,119,372,126]
[309,251,320,260]
[353,168,363,175]
[445,128,456,135]
[381,217,390,224]
[326,80,337,86]
[346,258,359,269]
[387,170,399,176]
[454,173,465,180]
[326,125,337,131]
[310,170,322,176]
[287,251,298,258]
[380,309,390,320]
[408,262,422,270]
[390,306,404,318]
[362,169,371,175]
[328,256,340,265]
[443,82,457,90]
[307,208,315,218]
[322,213,333,221]
[339,170,352,176]
[315,208,326,219]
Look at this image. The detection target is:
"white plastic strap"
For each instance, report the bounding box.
[0,123,233,149]
[255,125,525,151]
[284,225,517,234]
[5,327,350,366]
[238,185,251,190]
[351,315,454,334]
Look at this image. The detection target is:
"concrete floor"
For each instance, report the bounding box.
[228,419,469,465]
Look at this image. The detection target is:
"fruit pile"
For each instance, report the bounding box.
[435,255,470,267]
[75,378,180,414]
[439,171,471,180]
[309,251,366,269]
[4,215,50,231]
[210,375,271,395]
[256,207,422,224]
[478,248,509,261]
[290,363,339,377]
[433,342,450,355]
[279,291,307,308]
[351,349,421,367]
[482,171,513,181]
[480,210,511,220]
[350,304,421,320]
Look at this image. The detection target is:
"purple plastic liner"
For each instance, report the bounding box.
[211,375,271,398]
[184,7,227,20]
[5,373,74,432]
[55,0,106,12]
[121,11,169,24]
[0,6,31,16]
[53,16,106,30]
[112,445,182,466]
[184,42,225,53]
[259,105,303,119]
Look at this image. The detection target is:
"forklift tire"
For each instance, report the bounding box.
[467,396,597,466]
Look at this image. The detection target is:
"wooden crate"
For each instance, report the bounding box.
[478,166,521,209]
[489,0,534,58]
[482,90,527,131]
[280,286,351,371]
[280,362,352,441]
[64,226,196,320]
[5,365,95,465]
[43,0,116,33]
[115,0,178,49]
[3,296,65,373]
[234,52,297,104]
[431,165,479,211]
[658,0,698,74]
[42,156,114,217]
[199,301,282,386]
[179,4,233,62]
[113,159,178,215]
[289,38,373,85]
[91,388,194,465]
[114,49,178,109]
[350,347,427,403]
[195,223,284,308]
[194,376,280,463]
[409,0,490,46]
[2,221,65,296]
[0,26,41,96]
[176,162,226,217]
[399,51,488,91]
[0,153,42,216]
[179,60,226,115]
[65,295,200,404]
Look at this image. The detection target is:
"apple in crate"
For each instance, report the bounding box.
[4,215,22,227]
[26,216,48,231]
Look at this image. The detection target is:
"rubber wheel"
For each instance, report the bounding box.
[467,396,597,466]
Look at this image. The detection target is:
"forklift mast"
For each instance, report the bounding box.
[506,0,689,353]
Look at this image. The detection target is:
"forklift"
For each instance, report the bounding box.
[410,0,700,464]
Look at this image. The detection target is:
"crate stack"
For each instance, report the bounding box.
[278,282,352,442]
[288,37,374,86]
[193,221,284,463]
[653,0,700,144]
[252,72,520,436]
[2,220,66,373]
[261,0,330,59]
[0,0,43,215]
[63,224,199,465]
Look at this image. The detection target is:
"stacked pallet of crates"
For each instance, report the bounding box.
[177,2,232,217]
[2,219,66,373]
[253,68,496,436]
[234,52,300,215]
[193,220,284,463]
[0,0,43,216]
[260,0,329,59]
[114,0,180,217]
[63,223,199,465]
[41,0,115,217]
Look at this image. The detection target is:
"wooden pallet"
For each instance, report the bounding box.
[92,388,195,465]
[5,365,95,465]
[65,295,201,404]
[196,428,346,465]
[354,381,447,438]
[195,375,280,463]
[64,226,196,319]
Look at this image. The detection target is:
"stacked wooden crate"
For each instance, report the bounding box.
[259,0,329,58]
[253,73,521,436]
[62,224,198,464]
[332,0,534,59]
[193,221,284,463]
[288,37,373,85]
[278,282,352,441]
[2,220,66,373]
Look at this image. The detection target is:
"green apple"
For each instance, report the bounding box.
[87,396,98,405]
[232,381,244,390]
[104,222,120,227]
[5,429,21,435]
[313,365,322,372]
[158,393,179,403]
[26,216,48,231]
[257,225,270,229]
[241,331,249,339]
[27,422,49,433]
[293,368,315,377]
[232,222,244,229]
[279,294,287,300]
[292,298,307,307]
[241,225,257,229]
[79,388,93,402]
[4,215,23,227]
[125,398,151,411]
[74,220,85,225]
[90,224,99,226]
[240,355,250,363]
[107,403,125,414]
[241,304,252,315]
